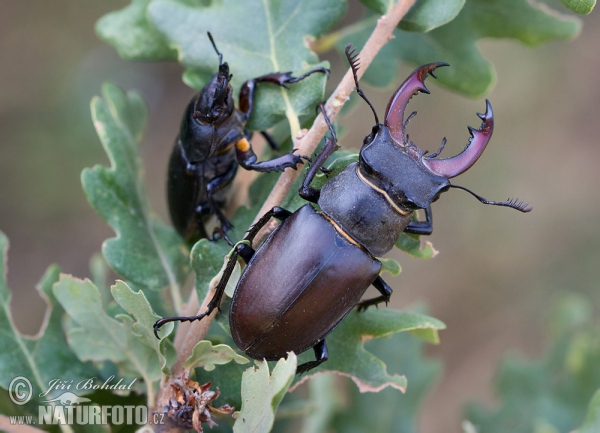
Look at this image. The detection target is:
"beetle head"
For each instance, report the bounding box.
[359,126,450,210]
[193,62,234,124]
[357,62,530,213]
[358,62,497,210]
[193,33,235,124]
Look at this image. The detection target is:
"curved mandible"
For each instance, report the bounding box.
[422,100,494,179]
[384,62,449,145]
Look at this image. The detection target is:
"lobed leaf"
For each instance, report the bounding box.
[111,281,176,375]
[146,0,343,130]
[338,0,581,97]
[53,276,166,401]
[96,0,177,60]
[82,83,188,297]
[313,331,442,433]
[0,232,96,405]
[183,340,248,371]
[234,354,297,433]
[291,308,445,393]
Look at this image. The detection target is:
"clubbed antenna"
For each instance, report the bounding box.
[207,32,223,66]
[450,184,533,213]
[345,44,379,125]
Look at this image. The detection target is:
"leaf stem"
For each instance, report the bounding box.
[251,0,416,246]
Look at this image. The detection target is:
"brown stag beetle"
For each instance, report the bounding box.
[168,32,329,243]
[155,44,532,373]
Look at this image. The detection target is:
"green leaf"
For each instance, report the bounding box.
[575,389,600,433]
[395,232,438,259]
[82,83,188,301]
[297,374,344,433]
[146,0,345,130]
[465,293,600,433]
[111,281,176,375]
[400,0,465,31]
[561,0,596,14]
[359,0,465,32]
[96,0,177,60]
[0,232,96,406]
[323,331,442,433]
[291,308,445,393]
[338,0,581,97]
[53,275,165,404]
[183,340,248,371]
[234,354,297,433]
[379,257,402,276]
[191,238,232,304]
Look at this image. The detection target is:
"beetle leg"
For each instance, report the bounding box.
[357,276,393,311]
[206,162,238,234]
[296,340,329,374]
[299,105,339,203]
[235,138,307,173]
[238,67,329,120]
[153,206,294,337]
[153,242,245,338]
[244,206,292,242]
[404,205,433,235]
[235,67,329,172]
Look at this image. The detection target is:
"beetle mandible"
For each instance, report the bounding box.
[155,45,532,373]
[168,32,329,243]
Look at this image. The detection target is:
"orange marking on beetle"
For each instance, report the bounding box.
[236,138,251,152]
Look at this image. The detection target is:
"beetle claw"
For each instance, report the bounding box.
[384,62,449,145]
[423,100,494,178]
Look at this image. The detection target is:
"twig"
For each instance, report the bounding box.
[250,0,416,245]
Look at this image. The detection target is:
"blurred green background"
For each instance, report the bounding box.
[1,1,599,432]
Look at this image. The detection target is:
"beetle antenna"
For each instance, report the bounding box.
[318,103,338,142]
[345,44,379,125]
[450,184,532,213]
[207,32,223,66]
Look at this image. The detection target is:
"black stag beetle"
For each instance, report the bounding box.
[155,45,531,373]
[168,32,329,243]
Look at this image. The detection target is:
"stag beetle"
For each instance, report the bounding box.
[168,32,328,242]
[155,45,531,373]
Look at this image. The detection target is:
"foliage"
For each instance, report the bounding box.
[465,294,600,433]
[0,0,595,432]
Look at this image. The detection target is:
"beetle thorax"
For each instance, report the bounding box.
[359,126,450,210]
[318,162,413,257]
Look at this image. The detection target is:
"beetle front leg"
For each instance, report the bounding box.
[299,105,339,203]
[235,136,306,173]
[357,276,393,311]
[405,205,433,235]
[153,241,244,338]
[233,206,293,263]
[244,206,292,241]
[296,340,329,374]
